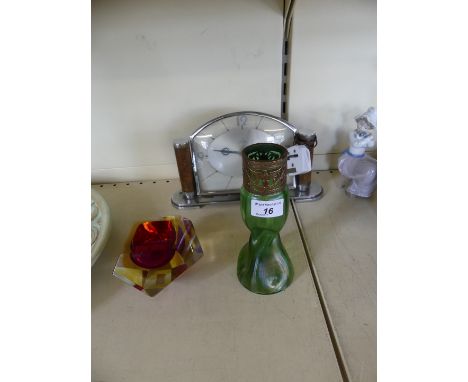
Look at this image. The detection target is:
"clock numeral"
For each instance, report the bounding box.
[204,170,218,180]
[237,115,247,129]
[221,120,230,132]
[255,116,264,129]
[225,176,234,189]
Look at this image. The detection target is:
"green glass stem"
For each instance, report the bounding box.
[237,186,294,294]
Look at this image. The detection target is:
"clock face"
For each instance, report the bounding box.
[190,112,296,194]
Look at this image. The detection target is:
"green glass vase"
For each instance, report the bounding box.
[237,143,294,294]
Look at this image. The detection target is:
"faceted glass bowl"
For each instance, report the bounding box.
[113,216,203,296]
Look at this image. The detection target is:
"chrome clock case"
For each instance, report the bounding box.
[171,111,322,208]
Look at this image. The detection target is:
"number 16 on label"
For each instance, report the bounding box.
[251,199,284,218]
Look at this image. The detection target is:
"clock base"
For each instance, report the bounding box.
[171,181,323,209]
[289,181,324,202]
[171,191,241,209]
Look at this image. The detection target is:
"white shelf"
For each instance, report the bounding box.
[294,171,377,382]
[92,177,342,382]
[91,171,376,381]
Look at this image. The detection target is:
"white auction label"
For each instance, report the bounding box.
[251,199,284,218]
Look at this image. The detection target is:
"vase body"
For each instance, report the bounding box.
[237,143,294,294]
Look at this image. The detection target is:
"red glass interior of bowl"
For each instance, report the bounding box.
[130,220,176,268]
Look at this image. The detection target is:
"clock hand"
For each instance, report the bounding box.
[212,147,241,156]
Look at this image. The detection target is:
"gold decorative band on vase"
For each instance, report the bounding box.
[242,143,288,196]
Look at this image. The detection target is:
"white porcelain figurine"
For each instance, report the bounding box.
[338,107,377,198]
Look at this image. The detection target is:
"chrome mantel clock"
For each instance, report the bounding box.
[171,111,322,208]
